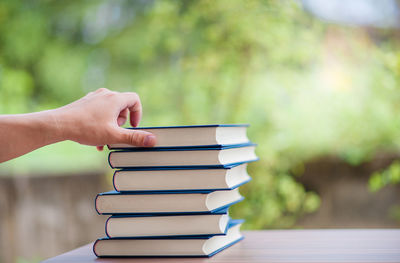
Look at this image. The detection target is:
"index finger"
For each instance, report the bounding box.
[119,92,142,127]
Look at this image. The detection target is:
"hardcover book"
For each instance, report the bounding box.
[108,143,257,169]
[108,124,249,149]
[105,213,234,238]
[94,220,243,257]
[95,189,243,215]
[113,163,251,192]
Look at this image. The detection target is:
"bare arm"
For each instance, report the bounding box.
[0,88,156,163]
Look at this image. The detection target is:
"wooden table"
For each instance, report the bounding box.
[42,230,400,263]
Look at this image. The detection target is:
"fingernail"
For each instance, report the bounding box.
[143,135,156,147]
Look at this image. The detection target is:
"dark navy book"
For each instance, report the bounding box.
[93,219,244,257]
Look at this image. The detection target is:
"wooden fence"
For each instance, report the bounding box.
[0,172,109,263]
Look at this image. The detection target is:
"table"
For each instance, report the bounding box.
[42,230,400,263]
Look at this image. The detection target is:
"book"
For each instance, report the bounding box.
[113,163,251,192]
[108,124,249,149]
[95,189,243,215]
[93,123,255,258]
[105,213,232,238]
[108,144,257,169]
[93,221,243,257]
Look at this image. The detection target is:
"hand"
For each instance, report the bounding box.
[53,88,156,150]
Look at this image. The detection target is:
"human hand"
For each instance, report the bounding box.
[52,88,156,150]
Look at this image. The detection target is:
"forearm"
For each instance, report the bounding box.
[0,110,63,163]
[0,89,155,163]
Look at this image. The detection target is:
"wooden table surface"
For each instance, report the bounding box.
[42,230,400,263]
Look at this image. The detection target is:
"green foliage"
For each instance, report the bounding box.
[369,161,400,192]
[1,0,400,228]
[369,160,400,222]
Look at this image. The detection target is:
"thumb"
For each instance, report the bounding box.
[115,128,156,147]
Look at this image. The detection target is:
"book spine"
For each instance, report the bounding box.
[94,193,101,215]
[92,239,100,257]
[112,170,119,192]
[108,152,114,169]
[105,216,112,238]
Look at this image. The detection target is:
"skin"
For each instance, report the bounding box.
[0,88,156,163]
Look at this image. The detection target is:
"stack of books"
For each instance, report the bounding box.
[93,124,258,257]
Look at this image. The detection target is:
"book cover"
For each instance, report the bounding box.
[108,124,250,149]
[95,190,244,215]
[93,220,244,258]
[108,143,258,169]
[105,215,241,239]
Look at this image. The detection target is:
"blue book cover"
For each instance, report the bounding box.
[108,124,250,150]
[105,215,241,239]
[106,207,229,218]
[115,161,244,171]
[112,167,251,193]
[112,159,258,170]
[108,143,258,169]
[95,190,244,215]
[110,142,255,152]
[93,219,244,258]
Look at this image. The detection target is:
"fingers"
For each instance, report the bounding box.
[129,102,142,128]
[115,127,156,147]
[94,89,142,127]
[119,92,142,127]
[117,108,128,126]
[112,91,155,147]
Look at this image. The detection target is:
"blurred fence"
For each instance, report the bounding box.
[0,172,109,263]
[297,154,400,228]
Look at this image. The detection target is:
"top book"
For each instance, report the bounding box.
[108,124,250,149]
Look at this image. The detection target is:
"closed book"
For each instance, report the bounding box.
[108,124,249,149]
[113,163,250,193]
[95,189,243,215]
[108,143,257,169]
[105,214,233,238]
[93,220,243,257]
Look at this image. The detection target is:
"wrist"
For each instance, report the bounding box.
[47,107,76,142]
[33,110,67,145]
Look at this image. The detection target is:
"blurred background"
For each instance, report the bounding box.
[1,0,400,262]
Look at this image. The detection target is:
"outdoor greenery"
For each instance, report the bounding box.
[369,161,400,221]
[1,0,400,228]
